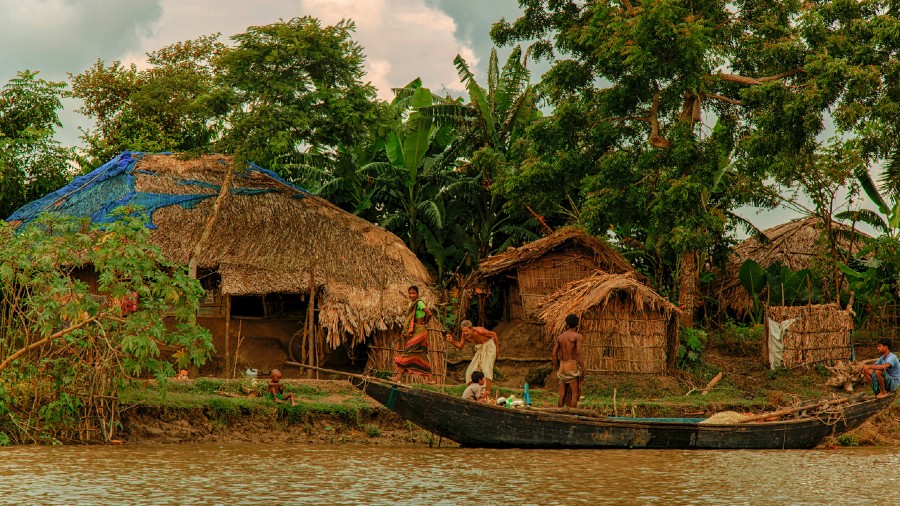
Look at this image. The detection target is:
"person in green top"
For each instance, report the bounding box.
[392,286,436,383]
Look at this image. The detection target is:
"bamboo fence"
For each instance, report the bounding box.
[766,304,853,369]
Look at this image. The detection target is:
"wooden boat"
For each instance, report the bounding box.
[350,377,893,449]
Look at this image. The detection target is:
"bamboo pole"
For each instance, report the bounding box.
[188,165,233,279]
[224,294,232,377]
[738,396,853,423]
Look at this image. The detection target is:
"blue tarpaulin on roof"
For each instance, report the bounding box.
[6,151,312,229]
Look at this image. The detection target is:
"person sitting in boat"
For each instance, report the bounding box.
[863,338,900,398]
[462,370,487,402]
[446,321,499,395]
[267,369,297,406]
[552,313,584,408]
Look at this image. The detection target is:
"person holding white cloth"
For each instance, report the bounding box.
[446,320,499,395]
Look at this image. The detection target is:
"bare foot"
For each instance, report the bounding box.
[877,392,888,398]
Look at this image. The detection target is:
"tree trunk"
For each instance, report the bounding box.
[678,251,700,327]
[188,166,234,278]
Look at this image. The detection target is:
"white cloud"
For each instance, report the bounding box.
[299,0,476,98]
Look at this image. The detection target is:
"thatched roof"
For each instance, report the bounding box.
[719,216,869,316]
[8,152,433,343]
[537,271,679,339]
[478,227,637,279]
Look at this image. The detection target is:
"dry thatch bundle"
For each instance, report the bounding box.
[537,271,680,373]
[825,360,869,392]
[478,227,641,322]
[478,227,637,279]
[9,152,433,347]
[719,217,868,317]
[766,304,853,369]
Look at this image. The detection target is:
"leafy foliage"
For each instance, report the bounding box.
[0,212,212,444]
[70,35,226,164]
[676,327,707,370]
[0,71,74,218]
[216,17,391,171]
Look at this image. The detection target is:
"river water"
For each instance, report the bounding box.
[1,444,897,504]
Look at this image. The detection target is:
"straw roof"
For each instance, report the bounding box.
[537,271,679,339]
[478,227,637,279]
[9,152,433,343]
[719,216,868,316]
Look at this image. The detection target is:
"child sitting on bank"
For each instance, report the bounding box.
[461,370,487,402]
[267,369,297,406]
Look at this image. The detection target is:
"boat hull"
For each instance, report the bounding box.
[352,379,892,449]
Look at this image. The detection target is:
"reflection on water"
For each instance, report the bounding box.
[0,444,898,504]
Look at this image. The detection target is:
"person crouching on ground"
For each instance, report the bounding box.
[462,370,487,402]
[863,338,900,398]
[267,369,297,406]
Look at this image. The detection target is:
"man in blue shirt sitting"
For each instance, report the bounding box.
[863,338,900,398]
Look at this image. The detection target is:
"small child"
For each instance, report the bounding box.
[461,370,486,402]
[266,369,296,406]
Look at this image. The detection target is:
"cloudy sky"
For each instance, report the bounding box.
[1,0,849,232]
[0,0,528,143]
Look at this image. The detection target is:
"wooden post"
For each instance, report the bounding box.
[305,267,316,379]
[223,294,232,378]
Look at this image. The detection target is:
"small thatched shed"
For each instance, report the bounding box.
[479,227,639,323]
[765,304,854,369]
[719,217,868,317]
[538,272,680,373]
[8,151,434,375]
[472,228,640,373]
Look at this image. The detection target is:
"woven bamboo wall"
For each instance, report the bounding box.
[364,320,446,384]
[580,298,669,373]
[517,251,596,321]
[767,305,852,369]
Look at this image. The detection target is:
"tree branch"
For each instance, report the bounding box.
[0,315,102,373]
[648,90,671,149]
[712,68,805,86]
[703,93,743,106]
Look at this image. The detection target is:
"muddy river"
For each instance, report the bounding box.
[1,444,897,504]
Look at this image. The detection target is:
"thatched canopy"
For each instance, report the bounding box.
[8,151,433,343]
[538,271,679,339]
[719,217,869,316]
[537,271,680,373]
[478,227,637,279]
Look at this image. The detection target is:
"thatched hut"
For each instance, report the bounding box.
[719,217,868,317]
[8,151,435,376]
[538,272,679,373]
[765,304,853,369]
[472,228,640,374]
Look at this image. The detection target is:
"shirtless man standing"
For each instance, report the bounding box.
[552,314,584,408]
[446,320,499,395]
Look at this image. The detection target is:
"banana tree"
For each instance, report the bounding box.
[365,83,456,262]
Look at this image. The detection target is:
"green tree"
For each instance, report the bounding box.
[0,71,74,218]
[215,17,390,171]
[366,83,457,275]
[0,212,212,444]
[490,0,897,325]
[70,35,226,163]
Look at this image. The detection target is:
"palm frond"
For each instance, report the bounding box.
[836,209,888,234]
[495,45,529,120]
[855,168,890,216]
[488,48,499,112]
[879,146,900,201]
[726,211,770,245]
